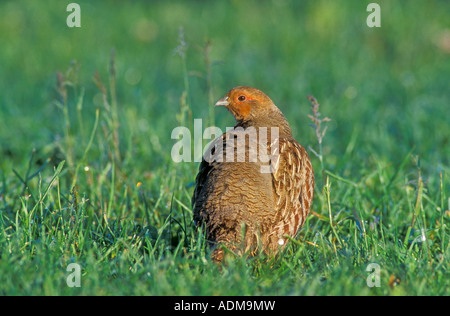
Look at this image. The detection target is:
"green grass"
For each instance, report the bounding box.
[0,0,449,296]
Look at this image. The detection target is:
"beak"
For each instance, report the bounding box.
[215,96,229,107]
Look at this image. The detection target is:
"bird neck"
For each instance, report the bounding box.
[235,109,292,139]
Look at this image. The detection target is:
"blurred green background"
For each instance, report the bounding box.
[1,0,449,175]
[0,0,449,296]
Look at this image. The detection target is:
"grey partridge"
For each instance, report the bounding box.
[192,86,314,262]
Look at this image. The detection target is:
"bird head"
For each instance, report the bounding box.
[215,86,276,122]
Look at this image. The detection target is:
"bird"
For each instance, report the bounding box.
[192,86,314,262]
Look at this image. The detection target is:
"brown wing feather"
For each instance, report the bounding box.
[191,133,225,226]
[192,158,209,226]
[270,138,314,248]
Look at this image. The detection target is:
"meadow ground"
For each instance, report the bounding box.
[0,1,449,296]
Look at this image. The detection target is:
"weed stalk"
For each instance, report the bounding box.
[307,95,331,186]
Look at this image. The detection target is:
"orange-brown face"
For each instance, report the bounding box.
[215,86,273,121]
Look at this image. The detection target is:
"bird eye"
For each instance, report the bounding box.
[238,95,246,102]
